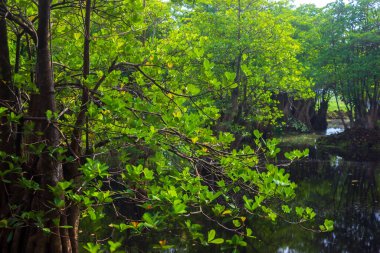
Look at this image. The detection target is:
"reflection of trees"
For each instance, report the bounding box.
[253,157,380,253]
[326,161,380,253]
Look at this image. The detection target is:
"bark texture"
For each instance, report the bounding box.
[0,8,19,252]
[64,0,91,251]
[1,1,77,252]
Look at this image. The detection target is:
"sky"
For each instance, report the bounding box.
[292,0,335,7]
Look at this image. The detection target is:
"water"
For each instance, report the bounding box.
[325,127,343,135]
[125,124,380,252]
[131,153,380,252]
[325,119,345,135]
[250,124,380,252]
[253,154,380,253]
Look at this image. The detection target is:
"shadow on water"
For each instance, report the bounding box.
[253,154,380,253]
[121,125,380,252]
[250,122,380,252]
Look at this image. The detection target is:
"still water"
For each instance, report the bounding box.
[253,152,380,253]
[251,122,380,253]
[141,147,380,252]
[145,151,380,253]
[127,126,380,252]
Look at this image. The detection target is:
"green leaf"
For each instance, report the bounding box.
[295,207,304,217]
[323,219,334,232]
[224,71,236,82]
[108,240,122,252]
[119,223,128,232]
[232,219,241,227]
[229,82,238,89]
[217,180,225,187]
[222,209,232,216]
[253,130,262,139]
[88,208,97,221]
[0,107,7,115]
[42,227,51,234]
[203,59,211,70]
[187,84,201,95]
[83,242,101,253]
[46,110,53,121]
[0,219,8,228]
[241,64,252,76]
[53,198,65,208]
[281,205,291,214]
[207,229,216,242]
[173,202,187,214]
[57,181,72,191]
[246,228,255,238]
[19,177,40,191]
[143,168,154,181]
[59,225,73,229]
[194,48,204,58]
[209,238,224,244]
[74,33,81,40]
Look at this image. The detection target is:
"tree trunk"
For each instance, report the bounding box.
[0,3,16,155]
[277,93,291,119]
[64,0,92,251]
[366,106,378,130]
[291,99,314,130]
[222,0,241,124]
[1,0,74,252]
[0,8,18,250]
[311,99,328,131]
[25,0,66,252]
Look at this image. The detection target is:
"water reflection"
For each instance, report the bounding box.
[325,119,344,136]
[277,247,299,253]
[112,132,380,252]
[254,153,380,253]
[325,127,344,136]
[124,153,380,252]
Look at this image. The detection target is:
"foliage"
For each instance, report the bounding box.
[0,0,332,252]
[287,116,311,133]
[297,0,380,129]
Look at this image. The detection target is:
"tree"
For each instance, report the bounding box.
[0,0,67,251]
[0,0,328,252]
[153,0,313,136]
[317,0,380,129]
[278,4,336,132]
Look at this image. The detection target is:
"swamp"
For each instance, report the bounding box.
[1,0,380,252]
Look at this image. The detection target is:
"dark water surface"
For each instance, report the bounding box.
[253,153,380,253]
[249,123,380,253]
[132,153,380,253]
[126,126,380,252]
[139,149,380,253]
